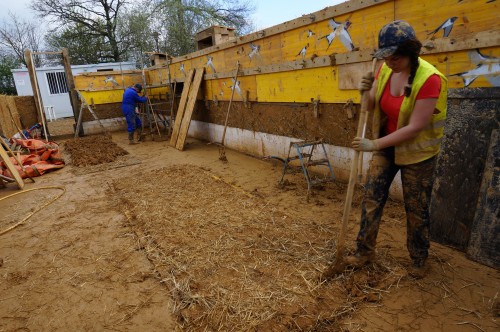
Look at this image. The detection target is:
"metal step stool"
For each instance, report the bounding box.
[279,140,335,196]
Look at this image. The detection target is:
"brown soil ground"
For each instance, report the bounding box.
[0,131,498,331]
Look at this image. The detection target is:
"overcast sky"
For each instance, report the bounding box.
[1,0,345,31]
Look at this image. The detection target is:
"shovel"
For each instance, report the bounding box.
[322,58,378,279]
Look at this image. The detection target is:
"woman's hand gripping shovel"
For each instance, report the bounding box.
[322,58,378,280]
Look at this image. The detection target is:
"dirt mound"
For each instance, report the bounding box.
[64,135,128,167]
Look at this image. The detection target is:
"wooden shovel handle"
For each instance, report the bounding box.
[335,57,378,260]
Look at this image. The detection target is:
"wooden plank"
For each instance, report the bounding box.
[0,144,24,190]
[256,67,359,103]
[421,30,500,55]
[338,61,377,90]
[175,68,205,151]
[170,69,195,147]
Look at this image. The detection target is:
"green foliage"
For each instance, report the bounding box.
[0,54,20,95]
[152,0,255,56]
[45,23,110,65]
[29,0,255,64]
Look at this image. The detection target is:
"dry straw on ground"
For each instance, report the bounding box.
[110,164,406,331]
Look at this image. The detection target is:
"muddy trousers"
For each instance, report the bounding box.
[355,147,437,263]
[124,110,142,134]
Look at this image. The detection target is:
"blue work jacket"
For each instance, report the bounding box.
[122,87,147,114]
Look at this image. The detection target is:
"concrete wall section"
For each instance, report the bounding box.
[187,119,403,198]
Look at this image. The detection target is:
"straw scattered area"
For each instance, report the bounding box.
[111,164,406,331]
[64,135,128,167]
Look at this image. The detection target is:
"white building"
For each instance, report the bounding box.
[12,62,135,120]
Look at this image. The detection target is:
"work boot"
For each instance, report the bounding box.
[135,129,143,142]
[128,131,138,145]
[408,259,429,279]
[344,251,376,268]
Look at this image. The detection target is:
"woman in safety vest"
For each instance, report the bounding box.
[345,20,448,279]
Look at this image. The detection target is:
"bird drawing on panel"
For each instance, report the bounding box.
[249,43,261,61]
[428,17,458,38]
[297,44,309,60]
[229,78,242,98]
[307,29,315,38]
[452,49,500,87]
[318,17,355,51]
[180,63,186,77]
[206,55,216,73]
[104,76,119,87]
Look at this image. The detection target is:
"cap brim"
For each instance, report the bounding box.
[373,46,398,59]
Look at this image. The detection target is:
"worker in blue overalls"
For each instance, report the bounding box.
[122,83,147,144]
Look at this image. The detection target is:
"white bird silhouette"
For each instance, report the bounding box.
[453,49,500,87]
[428,17,458,38]
[180,63,186,77]
[206,55,216,73]
[318,18,355,51]
[229,79,242,98]
[104,76,118,87]
[307,29,315,38]
[249,43,260,61]
[297,44,309,60]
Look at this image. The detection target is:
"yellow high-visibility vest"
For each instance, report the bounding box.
[373,58,448,165]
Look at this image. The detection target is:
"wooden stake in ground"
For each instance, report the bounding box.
[74,90,107,138]
[322,58,378,279]
[168,81,177,137]
[219,61,240,162]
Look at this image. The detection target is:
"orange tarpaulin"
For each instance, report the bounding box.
[1,139,65,179]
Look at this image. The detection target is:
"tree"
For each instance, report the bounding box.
[45,23,109,65]
[0,51,20,95]
[116,8,155,67]
[30,0,127,62]
[0,12,45,67]
[151,0,255,56]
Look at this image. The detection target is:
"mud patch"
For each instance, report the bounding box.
[63,135,128,167]
[110,164,405,331]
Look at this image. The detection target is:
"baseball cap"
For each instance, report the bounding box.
[134,83,143,92]
[374,20,416,59]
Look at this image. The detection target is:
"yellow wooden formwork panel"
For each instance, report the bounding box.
[200,51,223,75]
[396,0,499,38]
[75,72,141,91]
[422,46,500,89]
[147,67,170,86]
[205,75,257,102]
[280,2,394,62]
[250,34,283,68]
[343,3,394,51]
[80,86,169,105]
[256,67,359,104]
[80,90,124,105]
[228,43,259,70]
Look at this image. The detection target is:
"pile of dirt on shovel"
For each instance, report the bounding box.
[63,134,128,167]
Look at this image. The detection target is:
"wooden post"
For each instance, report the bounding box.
[24,49,49,141]
[62,48,83,136]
